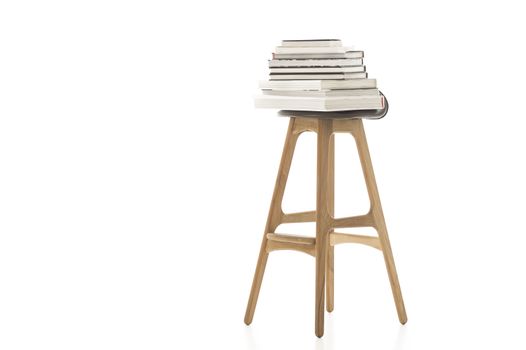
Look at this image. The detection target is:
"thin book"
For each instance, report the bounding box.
[275,46,357,54]
[259,79,377,90]
[281,39,342,47]
[262,88,380,97]
[273,51,363,59]
[269,72,367,80]
[254,95,384,111]
[268,58,363,68]
[269,66,365,74]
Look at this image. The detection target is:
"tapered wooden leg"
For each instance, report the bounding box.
[326,134,335,313]
[244,118,300,325]
[352,119,408,324]
[315,119,333,337]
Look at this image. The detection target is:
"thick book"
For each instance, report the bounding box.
[262,88,380,97]
[269,66,365,74]
[281,39,342,47]
[269,72,367,80]
[275,46,356,54]
[254,95,384,111]
[259,79,377,90]
[273,51,363,59]
[269,58,363,68]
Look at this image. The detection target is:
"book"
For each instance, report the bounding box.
[269,66,365,74]
[273,51,363,59]
[254,95,384,111]
[281,39,342,47]
[268,58,363,67]
[259,79,377,90]
[275,46,355,54]
[269,72,367,80]
[262,89,380,97]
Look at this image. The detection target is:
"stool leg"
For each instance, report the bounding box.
[352,120,408,325]
[326,135,335,313]
[244,118,299,325]
[315,119,333,337]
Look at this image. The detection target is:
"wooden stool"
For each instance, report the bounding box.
[244,105,407,338]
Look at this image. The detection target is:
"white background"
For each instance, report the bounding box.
[1,0,526,349]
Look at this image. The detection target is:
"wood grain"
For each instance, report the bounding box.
[330,232,381,250]
[326,133,335,313]
[315,118,332,337]
[244,116,407,336]
[351,119,407,324]
[281,210,316,223]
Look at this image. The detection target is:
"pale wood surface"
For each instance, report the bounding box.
[244,116,407,336]
[266,239,316,257]
[333,213,374,228]
[330,232,381,250]
[266,233,316,245]
[315,118,332,337]
[281,210,316,223]
[352,120,408,324]
[326,134,335,313]
[266,233,316,256]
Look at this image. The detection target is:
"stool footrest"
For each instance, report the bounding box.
[266,233,316,256]
[330,232,381,250]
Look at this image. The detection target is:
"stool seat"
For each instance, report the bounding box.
[278,91,389,119]
[244,99,407,338]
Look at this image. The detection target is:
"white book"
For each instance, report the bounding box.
[274,51,363,59]
[254,95,384,111]
[275,46,355,54]
[269,58,363,68]
[281,39,342,47]
[262,89,380,97]
[269,72,368,80]
[269,66,365,74]
[259,79,377,91]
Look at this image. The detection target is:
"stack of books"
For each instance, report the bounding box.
[255,39,384,111]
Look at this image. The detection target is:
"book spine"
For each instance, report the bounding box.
[269,73,367,80]
[275,46,350,54]
[268,58,364,68]
[274,51,364,59]
[281,39,342,47]
[269,66,365,73]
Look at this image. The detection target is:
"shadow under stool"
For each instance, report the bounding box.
[244,95,407,337]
